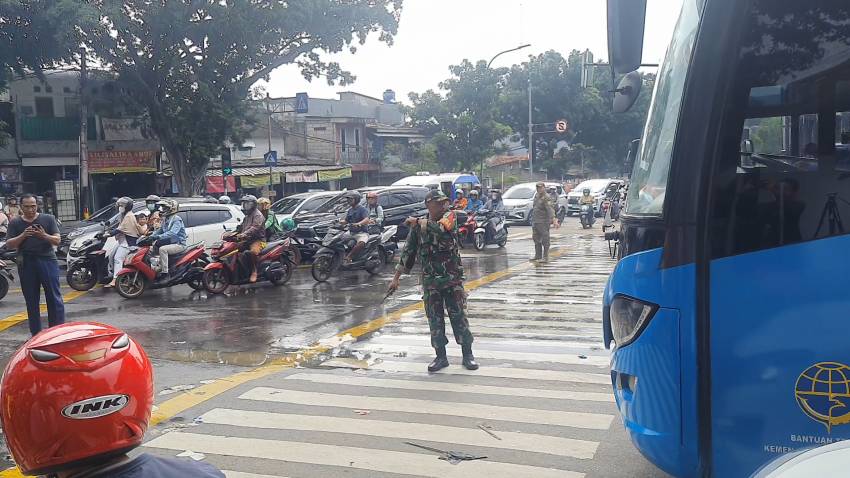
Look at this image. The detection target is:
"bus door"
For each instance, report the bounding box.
[706,1,850,474]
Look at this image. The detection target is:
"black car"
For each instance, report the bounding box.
[292,186,429,261]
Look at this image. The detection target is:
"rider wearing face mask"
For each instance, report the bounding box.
[484,189,504,211]
[144,195,162,231]
[235,195,266,282]
[148,199,187,280]
[339,191,370,265]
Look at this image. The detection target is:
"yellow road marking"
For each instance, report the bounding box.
[0,289,91,333]
[0,248,565,477]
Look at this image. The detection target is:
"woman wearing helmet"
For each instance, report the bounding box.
[0,322,224,477]
[453,189,468,210]
[106,197,145,288]
[144,194,162,229]
[257,197,283,240]
[338,190,369,265]
[148,199,187,279]
[465,189,483,212]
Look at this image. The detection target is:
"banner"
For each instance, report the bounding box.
[88,150,157,174]
[205,176,236,194]
[285,171,318,183]
[318,167,352,182]
[240,173,280,188]
[101,117,152,141]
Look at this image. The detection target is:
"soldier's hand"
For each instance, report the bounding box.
[387,276,400,294]
[404,217,418,226]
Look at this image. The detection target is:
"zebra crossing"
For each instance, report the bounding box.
[141,233,638,477]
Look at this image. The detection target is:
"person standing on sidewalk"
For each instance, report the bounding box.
[387,190,478,372]
[531,182,558,262]
[5,193,64,336]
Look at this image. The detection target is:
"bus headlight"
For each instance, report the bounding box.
[610,295,658,348]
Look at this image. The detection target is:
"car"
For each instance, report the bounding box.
[66,202,244,270]
[271,191,338,222]
[502,182,568,225]
[566,178,625,216]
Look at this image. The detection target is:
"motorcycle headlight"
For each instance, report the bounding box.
[609,295,658,348]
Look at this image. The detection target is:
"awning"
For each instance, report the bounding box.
[240,173,281,188]
[22,157,79,167]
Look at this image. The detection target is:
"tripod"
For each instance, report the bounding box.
[814,193,850,238]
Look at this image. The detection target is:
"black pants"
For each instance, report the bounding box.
[19,255,65,336]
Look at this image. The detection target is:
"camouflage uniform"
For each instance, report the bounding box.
[397,210,474,348]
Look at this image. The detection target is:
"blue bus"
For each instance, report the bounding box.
[602,0,850,476]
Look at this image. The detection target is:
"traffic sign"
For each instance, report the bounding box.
[555,119,569,133]
[264,150,278,166]
[295,92,309,113]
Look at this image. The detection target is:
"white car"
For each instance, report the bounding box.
[502,182,568,224]
[566,178,625,216]
[66,203,244,269]
[271,191,339,222]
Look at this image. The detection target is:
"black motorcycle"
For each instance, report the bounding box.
[0,248,16,300]
[310,223,386,282]
[66,225,111,291]
[471,209,509,250]
[580,204,596,229]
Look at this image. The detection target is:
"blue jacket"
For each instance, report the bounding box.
[154,214,187,245]
[465,198,484,212]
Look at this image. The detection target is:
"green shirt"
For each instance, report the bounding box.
[397,211,465,290]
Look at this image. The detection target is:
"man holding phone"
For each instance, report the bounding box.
[5,193,64,335]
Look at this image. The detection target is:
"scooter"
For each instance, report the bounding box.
[378,224,399,264]
[472,209,508,250]
[455,210,478,248]
[310,223,386,282]
[66,224,111,291]
[115,236,208,299]
[0,248,16,301]
[580,204,595,229]
[202,231,301,294]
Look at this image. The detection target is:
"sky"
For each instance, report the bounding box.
[262,0,684,102]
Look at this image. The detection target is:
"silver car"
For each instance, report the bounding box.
[502,182,568,224]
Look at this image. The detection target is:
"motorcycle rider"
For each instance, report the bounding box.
[218,195,232,204]
[257,197,283,240]
[366,191,384,231]
[0,322,224,478]
[338,191,369,265]
[106,197,145,288]
[484,189,504,211]
[149,199,187,280]
[0,201,8,238]
[231,195,265,283]
[580,187,596,225]
[465,189,484,212]
[453,189,468,210]
[145,194,162,230]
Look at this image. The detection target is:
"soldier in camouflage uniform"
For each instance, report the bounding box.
[388,190,478,372]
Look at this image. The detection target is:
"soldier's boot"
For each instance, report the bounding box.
[542,245,550,263]
[428,347,450,372]
[531,242,542,262]
[461,344,479,370]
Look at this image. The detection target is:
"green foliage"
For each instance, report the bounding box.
[750,117,784,154]
[81,0,402,194]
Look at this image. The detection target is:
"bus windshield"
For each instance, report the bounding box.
[626,0,702,215]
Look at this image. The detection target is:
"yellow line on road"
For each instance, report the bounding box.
[0,289,92,333]
[0,248,565,477]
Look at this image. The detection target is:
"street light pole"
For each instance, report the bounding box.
[528,75,533,181]
[484,44,532,180]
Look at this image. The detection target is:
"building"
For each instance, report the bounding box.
[1,70,161,218]
[208,90,424,194]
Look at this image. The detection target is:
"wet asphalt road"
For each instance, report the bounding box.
[0,220,668,477]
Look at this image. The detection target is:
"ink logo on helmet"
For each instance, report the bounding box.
[795,362,850,432]
[61,394,129,420]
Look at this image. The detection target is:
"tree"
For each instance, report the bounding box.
[83,1,402,194]
[407,60,511,172]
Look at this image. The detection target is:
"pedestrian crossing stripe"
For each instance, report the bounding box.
[350,344,611,367]
[284,372,614,402]
[370,334,607,354]
[145,431,583,478]
[393,325,603,341]
[224,472,287,478]
[198,408,601,458]
[368,360,612,384]
[239,387,614,429]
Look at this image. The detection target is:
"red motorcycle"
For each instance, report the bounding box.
[455,209,478,248]
[201,233,301,294]
[115,239,208,299]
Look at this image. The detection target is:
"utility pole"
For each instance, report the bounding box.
[528,76,534,181]
[266,94,273,195]
[79,48,90,218]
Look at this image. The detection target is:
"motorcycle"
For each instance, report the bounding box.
[455,210,478,248]
[66,224,111,291]
[0,248,16,301]
[202,231,302,294]
[115,236,208,299]
[310,223,386,282]
[580,204,595,229]
[471,209,508,250]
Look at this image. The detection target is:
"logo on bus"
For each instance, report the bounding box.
[795,362,850,433]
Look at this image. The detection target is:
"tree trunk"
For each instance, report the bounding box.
[163,141,207,196]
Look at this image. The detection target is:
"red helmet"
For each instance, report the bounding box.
[0,323,153,476]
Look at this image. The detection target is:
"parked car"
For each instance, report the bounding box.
[566,179,625,216]
[271,191,338,223]
[293,186,429,261]
[502,182,568,225]
[66,202,244,270]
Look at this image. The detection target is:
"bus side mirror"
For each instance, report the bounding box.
[613,71,643,113]
[607,0,647,75]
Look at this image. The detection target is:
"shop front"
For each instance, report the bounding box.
[89,150,158,209]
